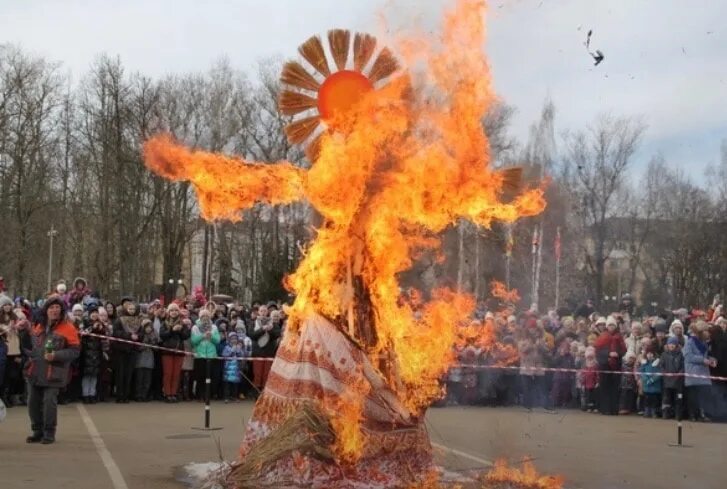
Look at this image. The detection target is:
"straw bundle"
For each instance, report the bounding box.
[280,61,320,92]
[299,35,331,77]
[305,134,323,162]
[279,90,318,116]
[285,116,320,145]
[353,33,377,72]
[368,47,399,82]
[226,403,335,488]
[328,29,351,71]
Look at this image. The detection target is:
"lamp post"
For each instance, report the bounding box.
[47,226,58,292]
[168,278,185,302]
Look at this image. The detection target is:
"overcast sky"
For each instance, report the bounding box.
[3,0,726,177]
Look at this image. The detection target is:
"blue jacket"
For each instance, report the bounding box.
[639,361,662,394]
[222,344,248,383]
[683,336,712,387]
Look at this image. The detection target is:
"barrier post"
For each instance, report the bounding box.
[669,392,692,448]
[192,357,221,432]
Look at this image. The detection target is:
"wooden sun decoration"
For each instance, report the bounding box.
[279,30,400,161]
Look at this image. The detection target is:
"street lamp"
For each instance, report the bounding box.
[168,278,185,301]
[47,226,58,292]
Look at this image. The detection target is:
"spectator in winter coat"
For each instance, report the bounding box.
[1,295,24,407]
[619,353,638,414]
[660,336,685,419]
[669,319,687,347]
[68,277,90,306]
[625,322,645,358]
[112,298,142,403]
[708,318,727,420]
[222,332,251,402]
[191,309,221,400]
[250,305,281,393]
[594,316,627,415]
[518,326,549,409]
[134,318,159,402]
[550,339,575,408]
[683,321,715,422]
[579,346,599,412]
[159,303,190,402]
[22,295,80,444]
[180,321,195,401]
[653,319,669,356]
[638,347,662,418]
[80,305,105,403]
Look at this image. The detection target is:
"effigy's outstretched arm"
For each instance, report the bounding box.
[143,134,307,221]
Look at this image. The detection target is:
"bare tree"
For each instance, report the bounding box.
[563,114,645,308]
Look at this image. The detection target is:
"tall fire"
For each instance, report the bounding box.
[144,0,552,487]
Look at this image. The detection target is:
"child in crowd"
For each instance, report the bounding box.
[638,347,663,418]
[135,318,159,402]
[618,352,638,414]
[222,332,250,403]
[660,336,684,419]
[580,346,599,412]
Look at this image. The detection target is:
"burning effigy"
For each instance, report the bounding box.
[144,1,548,487]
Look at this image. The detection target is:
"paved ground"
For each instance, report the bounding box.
[1,401,725,489]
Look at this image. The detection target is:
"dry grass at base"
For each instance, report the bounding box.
[225,403,335,488]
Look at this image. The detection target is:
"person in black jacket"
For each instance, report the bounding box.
[709,319,727,420]
[660,337,684,419]
[158,303,190,402]
[249,305,281,394]
[111,298,141,403]
[80,305,105,403]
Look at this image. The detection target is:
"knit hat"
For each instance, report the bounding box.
[595,316,607,325]
[667,336,680,346]
[72,303,84,313]
[167,303,180,312]
[56,282,67,294]
[87,303,99,314]
[42,294,67,320]
[670,319,683,329]
[228,331,239,341]
[0,294,13,308]
[120,296,135,307]
[605,316,618,328]
[654,319,668,334]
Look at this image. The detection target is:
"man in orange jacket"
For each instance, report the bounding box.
[21,295,80,444]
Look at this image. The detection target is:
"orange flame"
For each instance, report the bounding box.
[491,281,521,305]
[485,459,564,489]
[143,0,545,462]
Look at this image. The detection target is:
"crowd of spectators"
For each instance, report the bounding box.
[445,295,727,422]
[2,278,727,425]
[0,278,284,410]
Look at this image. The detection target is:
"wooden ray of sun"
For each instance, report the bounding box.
[279,30,400,162]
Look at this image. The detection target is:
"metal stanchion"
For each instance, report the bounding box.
[192,358,222,432]
[669,392,692,448]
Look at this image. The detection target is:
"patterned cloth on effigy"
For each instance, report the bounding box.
[235,313,433,488]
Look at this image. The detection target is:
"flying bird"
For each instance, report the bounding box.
[584,30,605,66]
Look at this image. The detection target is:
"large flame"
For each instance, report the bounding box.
[144,0,545,463]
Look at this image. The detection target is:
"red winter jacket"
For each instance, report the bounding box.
[594,331,627,370]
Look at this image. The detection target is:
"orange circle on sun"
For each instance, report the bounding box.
[317,70,373,122]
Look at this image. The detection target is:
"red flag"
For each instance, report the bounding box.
[554,227,562,263]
